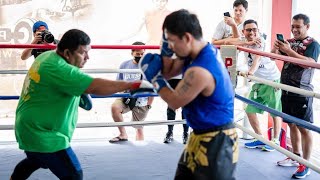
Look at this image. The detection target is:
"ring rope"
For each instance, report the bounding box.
[0,44,318,69]
[0,111,246,130]
[237,46,320,69]
[0,120,186,130]
[2,92,320,134]
[235,94,320,134]
[239,74,320,99]
[235,122,320,173]
[0,93,158,100]
[3,92,320,135]
[0,69,141,75]
[0,44,160,50]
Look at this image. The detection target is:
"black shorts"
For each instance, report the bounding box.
[281,94,313,123]
[174,123,238,180]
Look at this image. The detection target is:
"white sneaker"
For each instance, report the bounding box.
[277,157,299,167]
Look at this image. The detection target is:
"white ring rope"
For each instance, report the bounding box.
[2,114,319,173]
[0,119,186,130]
[0,69,142,75]
[0,110,246,130]
[239,74,320,99]
[235,123,320,174]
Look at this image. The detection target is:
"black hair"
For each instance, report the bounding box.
[131,41,145,52]
[243,19,258,28]
[233,0,248,10]
[162,9,202,40]
[292,13,310,25]
[57,29,91,53]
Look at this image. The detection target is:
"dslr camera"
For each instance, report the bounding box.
[40,30,55,43]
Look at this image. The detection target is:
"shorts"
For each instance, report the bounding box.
[113,99,149,122]
[281,93,313,123]
[246,80,282,117]
[174,123,238,180]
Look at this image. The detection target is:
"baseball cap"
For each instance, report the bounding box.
[32,21,48,32]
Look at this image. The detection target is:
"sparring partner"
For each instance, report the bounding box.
[11,29,154,180]
[20,21,92,111]
[139,9,238,180]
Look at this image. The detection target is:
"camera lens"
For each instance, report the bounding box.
[40,30,54,43]
[44,34,54,43]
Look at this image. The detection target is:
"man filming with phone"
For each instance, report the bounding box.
[212,0,248,45]
[272,13,319,179]
[21,21,58,60]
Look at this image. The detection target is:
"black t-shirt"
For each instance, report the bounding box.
[281,36,320,92]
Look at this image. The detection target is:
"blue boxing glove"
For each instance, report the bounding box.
[139,53,163,82]
[79,94,92,111]
[152,74,171,92]
[160,33,174,57]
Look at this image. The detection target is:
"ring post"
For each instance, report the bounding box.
[220,45,251,139]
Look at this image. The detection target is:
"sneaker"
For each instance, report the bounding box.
[262,139,279,152]
[182,132,188,144]
[244,139,265,149]
[163,132,173,143]
[292,164,311,179]
[277,157,299,167]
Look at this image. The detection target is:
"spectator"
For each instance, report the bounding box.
[272,14,320,179]
[21,21,58,60]
[109,41,154,143]
[212,0,248,45]
[163,75,189,144]
[227,19,282,152]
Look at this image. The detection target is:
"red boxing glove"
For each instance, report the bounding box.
[130,80,157,97]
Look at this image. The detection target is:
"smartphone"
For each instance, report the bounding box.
[276,34,285,43]
[224,12,231,17]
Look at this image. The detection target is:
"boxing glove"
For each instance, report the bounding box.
[139,53,163,82]
[79,94,92,110]
[130,80,157,97]
[152,74,171,92]
[160,33,174,57]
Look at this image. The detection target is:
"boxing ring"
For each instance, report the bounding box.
[0,44,320,180]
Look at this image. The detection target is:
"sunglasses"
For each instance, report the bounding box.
[245,28,258,32]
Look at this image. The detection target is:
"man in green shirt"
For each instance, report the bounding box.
[11,29,153,180]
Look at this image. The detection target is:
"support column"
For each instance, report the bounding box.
[268,0,293,144]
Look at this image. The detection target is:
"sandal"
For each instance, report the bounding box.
[109,136,128,143]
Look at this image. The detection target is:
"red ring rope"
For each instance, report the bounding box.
[0,44,318,69]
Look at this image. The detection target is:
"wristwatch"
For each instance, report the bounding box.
[147,105,152,109]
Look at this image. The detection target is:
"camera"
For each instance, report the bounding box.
[40,30,54,43]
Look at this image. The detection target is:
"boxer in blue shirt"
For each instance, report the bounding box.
[139,9,238,180]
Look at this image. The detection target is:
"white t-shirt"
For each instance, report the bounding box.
[241,37,280,81]
[118,59,148,107]
[212,20,244,40]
